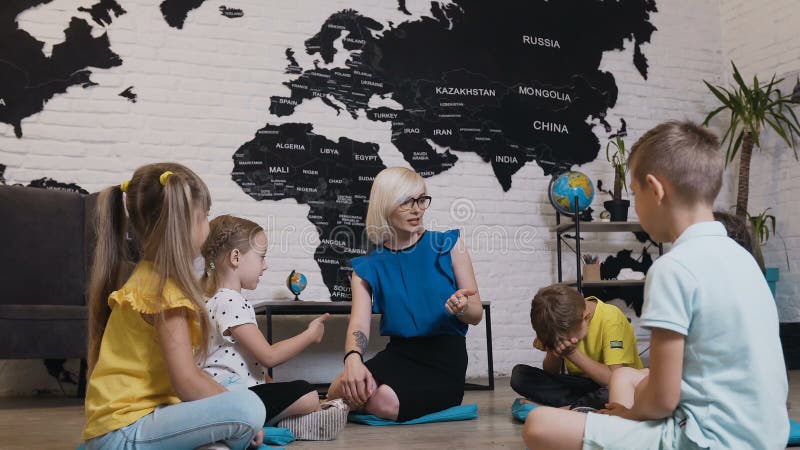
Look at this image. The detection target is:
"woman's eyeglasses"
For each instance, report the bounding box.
[398,195,432,210]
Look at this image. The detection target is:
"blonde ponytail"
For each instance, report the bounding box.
[88,163,212,371]
[87,185,131,373]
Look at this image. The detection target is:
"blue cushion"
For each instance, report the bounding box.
[511,398,537,422]
[76,427,294,450]
[348,404,478,426]
[789,419,800,446]
[261,427,294,446]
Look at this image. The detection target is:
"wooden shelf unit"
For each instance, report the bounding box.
[554,198,662,293]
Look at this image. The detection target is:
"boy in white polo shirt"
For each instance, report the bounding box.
[523,121,789,449]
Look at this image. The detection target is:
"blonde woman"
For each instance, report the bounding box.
[328,167,483,421]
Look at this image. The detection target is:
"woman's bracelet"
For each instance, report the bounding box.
[343,350,363,364]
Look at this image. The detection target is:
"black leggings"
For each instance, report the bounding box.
[248,380,316,425]
[510,364,608,409]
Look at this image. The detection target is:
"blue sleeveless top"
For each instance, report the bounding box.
[350,229,467,338]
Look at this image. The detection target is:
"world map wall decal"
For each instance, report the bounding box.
[0,0,124,138]
[1,0,657,301]
[232,0,658,300]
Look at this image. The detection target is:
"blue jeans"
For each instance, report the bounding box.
[86,389,266,450]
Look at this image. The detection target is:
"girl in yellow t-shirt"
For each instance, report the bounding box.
[83,163,265,450]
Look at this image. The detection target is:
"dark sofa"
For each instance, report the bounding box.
[0,185,97,396]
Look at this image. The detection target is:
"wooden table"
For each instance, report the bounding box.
[251,300,494,390]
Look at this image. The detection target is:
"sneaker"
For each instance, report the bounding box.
[277,398,348,441]
[570,406,598,414]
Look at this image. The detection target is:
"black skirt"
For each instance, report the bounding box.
[365,334,467,421]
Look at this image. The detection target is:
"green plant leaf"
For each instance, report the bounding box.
[727,129,744,163]
[732,63,755,107]
[704,62,800,215]
[751,124,762,148]
[605,135,629,196]
[704,81,735,109]
[780,106,800,151]
[765,75,784,94]
[765,116,790,143]
[748,208,777,246]
[703,105,728,126]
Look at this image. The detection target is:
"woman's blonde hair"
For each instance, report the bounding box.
[201,215,265,296]
[88,162,212,373]
[365,167,426,245]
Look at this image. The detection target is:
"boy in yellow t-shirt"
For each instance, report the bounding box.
[511,284,642,410]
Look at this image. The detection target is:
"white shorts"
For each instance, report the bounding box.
[583,412,703,450]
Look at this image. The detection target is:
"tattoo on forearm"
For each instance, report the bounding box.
[353,331,368,354]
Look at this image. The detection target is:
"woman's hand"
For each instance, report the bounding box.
[444,288,476,315]
[306,313,330,344]
[341,355,376,408]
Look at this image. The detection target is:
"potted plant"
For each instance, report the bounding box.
[703,62,800,296]
[598,120,630,222]
[748,208,788,297]
[703,62,800,219]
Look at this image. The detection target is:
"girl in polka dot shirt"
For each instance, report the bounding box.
[200,215,345,438]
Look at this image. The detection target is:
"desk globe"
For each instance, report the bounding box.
[548,171,595,216]
[286,270,307,301]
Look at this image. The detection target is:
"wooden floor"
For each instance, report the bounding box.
[1,374,799,449]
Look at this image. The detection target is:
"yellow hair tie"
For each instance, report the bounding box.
[159,171,174,186]
[120,180,130,193]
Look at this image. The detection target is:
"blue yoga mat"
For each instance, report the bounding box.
[348,403,478,426]
[75,427,294,449]
[790,419,800,446]
[259,427,294,446]
[511,398,537,422]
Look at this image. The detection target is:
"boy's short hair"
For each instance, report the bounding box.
[628,121,723,205]
[713,211,754,255]
[530,284,585,350]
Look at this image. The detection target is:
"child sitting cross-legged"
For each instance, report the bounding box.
[511,285,643,411]
[523,121,789,450]
[83,164,266,450]
[200,214,347,441]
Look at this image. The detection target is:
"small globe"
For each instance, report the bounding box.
[548,171,595,216]
[286,270,307,301]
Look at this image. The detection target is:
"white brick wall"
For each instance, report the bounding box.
[0,0,730,395]
[719,0,800,321]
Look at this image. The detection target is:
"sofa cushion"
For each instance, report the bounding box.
[0,186,86,306]
[0,308,87,359]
